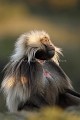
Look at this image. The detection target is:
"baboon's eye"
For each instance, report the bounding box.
[44,36,48,39]
[40,37,49,45]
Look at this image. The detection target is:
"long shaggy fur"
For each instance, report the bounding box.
[1,30,80,112]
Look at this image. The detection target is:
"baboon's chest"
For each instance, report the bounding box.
[43,69,52,79]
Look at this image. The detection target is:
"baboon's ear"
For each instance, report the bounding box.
[58,89,80,108]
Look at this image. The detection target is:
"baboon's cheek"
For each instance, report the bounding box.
[35,49,48,60]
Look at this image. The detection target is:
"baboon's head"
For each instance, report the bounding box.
[12,30,62,64]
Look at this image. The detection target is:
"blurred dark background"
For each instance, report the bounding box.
[0,0,80,112]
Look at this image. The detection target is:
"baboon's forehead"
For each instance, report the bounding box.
[27,31,50,45]
[17,31,51,48]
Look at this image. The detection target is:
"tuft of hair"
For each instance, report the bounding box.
[53,46,63,65]
[1,30,62,112]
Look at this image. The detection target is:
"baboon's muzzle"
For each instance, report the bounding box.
[35,45,55,60]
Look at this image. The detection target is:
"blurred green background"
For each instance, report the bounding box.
[0,0,80,112]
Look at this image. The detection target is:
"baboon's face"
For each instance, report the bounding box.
[35,36,55,60]
[14,31,56,62]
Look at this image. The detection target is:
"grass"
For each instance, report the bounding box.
[0,107,80,120]
[30,107,80,120]
[18,107,80,120]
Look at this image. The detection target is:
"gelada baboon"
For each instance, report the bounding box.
[1,30,80,112]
